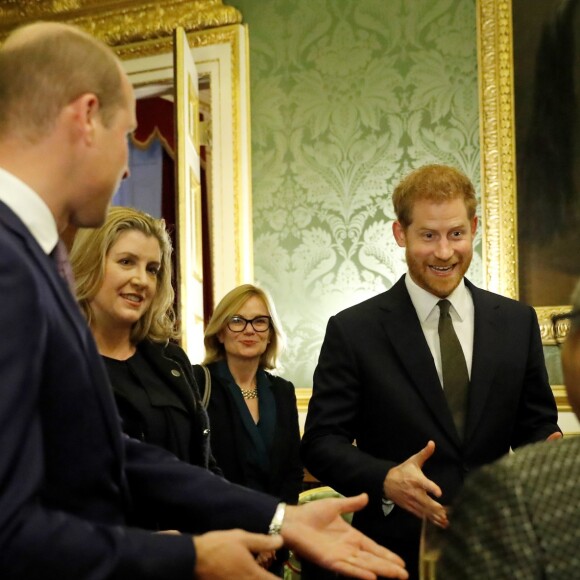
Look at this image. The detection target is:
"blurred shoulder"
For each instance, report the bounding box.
[470,436,580,495]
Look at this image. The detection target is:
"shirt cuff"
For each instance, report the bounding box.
[381,498,395,516]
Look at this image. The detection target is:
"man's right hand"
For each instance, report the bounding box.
[193,529,283,579]
[383,440,448,527]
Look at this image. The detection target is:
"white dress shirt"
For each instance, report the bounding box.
[0,167,58,254]
[405,272,475,386]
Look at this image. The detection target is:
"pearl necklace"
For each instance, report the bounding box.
[239,387,258,400]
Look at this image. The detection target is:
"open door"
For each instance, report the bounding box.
[174,26,204,362]
[118,24,253,360]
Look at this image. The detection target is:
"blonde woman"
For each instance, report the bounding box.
[70,207,221,528]
[194,284,303,575]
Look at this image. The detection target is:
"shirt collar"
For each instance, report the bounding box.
[405,272,470,322]
[0,167,58,254]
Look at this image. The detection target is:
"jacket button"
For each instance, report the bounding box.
[203,428,210,436]
[171,369,181,377]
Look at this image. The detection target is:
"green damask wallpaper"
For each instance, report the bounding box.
[228,0,481,387]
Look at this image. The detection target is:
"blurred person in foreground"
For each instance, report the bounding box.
[0,21,408,580]
[70,206,223,529]
[439,280,580,579]
[301,164,561,579]
[195,283,303,575]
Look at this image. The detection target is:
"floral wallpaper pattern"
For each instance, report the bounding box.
[228,0,481,387]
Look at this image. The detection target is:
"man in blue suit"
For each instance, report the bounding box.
[301,164,561,579]
[0,22,408,580]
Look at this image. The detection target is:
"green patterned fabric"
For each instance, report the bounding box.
[228,0,481,387]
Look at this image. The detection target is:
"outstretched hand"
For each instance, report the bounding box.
[384,440,448,528]
[282,494,408,579]
[193,529,283,579]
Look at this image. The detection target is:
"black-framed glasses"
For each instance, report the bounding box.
[227,315,272,333]
[551,310,580,347]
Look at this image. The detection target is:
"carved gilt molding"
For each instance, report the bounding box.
[541,306,574,346]
[477,0,518,300]
[296,388,312,415]
[0,0,241,45]
[552,385,572,413]
[115,25,240,60]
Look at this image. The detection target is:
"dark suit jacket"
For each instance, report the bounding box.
[194,363,303,505]
[108,339,222,474]
[0,201,277,579]
[301,275,559,549]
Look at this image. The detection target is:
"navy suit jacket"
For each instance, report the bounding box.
[0,201,277,579]
[301,275,560,548]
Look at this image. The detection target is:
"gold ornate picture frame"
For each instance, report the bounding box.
[478,0,578,428]
[477,0,570,346]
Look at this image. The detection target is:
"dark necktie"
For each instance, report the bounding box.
[438,299,469,438]
[51,239,76,296]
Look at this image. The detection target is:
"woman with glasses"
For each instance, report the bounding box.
[69,207,222,527]
[194,284,303,576]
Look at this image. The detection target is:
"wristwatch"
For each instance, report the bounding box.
[268,502,286,535]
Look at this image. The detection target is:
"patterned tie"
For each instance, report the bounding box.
[438,299,469,438]
[51,239,76,296]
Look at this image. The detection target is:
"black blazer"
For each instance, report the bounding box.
[301,275,560,548]
[106,339,221,474]
[194,363,303,505]
[0,200,278,579]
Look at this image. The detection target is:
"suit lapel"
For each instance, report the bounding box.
[0,203,88,345]
[463,281,502,442]
[379,277,461,446]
